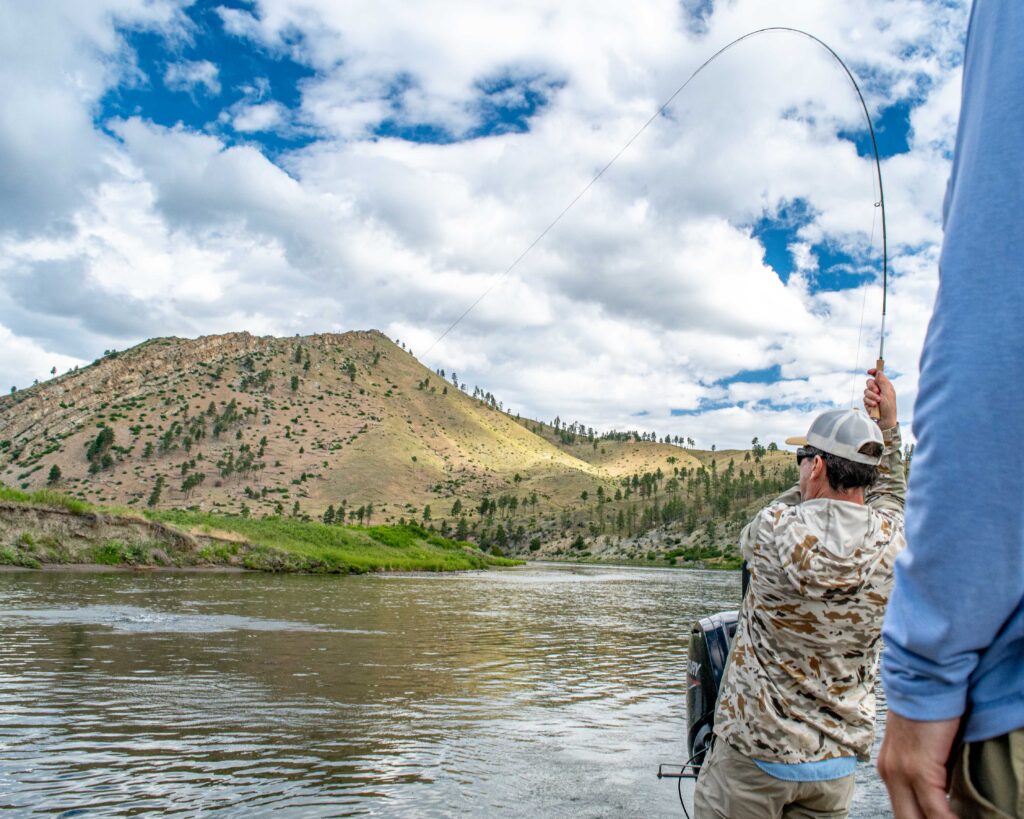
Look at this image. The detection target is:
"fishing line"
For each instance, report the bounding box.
[422,27,889,367]
[851,198,879,407]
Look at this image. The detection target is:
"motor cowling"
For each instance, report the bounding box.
[686,610,739,766]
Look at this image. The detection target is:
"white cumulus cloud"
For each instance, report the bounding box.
[164,59,221,95]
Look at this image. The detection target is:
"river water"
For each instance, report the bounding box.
[0,565,892,817]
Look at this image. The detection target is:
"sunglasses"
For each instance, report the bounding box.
[796,447,821,465]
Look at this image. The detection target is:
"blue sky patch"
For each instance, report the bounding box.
[672,394,822,416]
[671,399,732,416]
[374,72,564,144]
[98,0,316,154]
[470,74,565,138]
[715,364,782,387]
[751,198,881,292]
[681,0,715,35]
[807,239,877,291]
[751,199,814,283]
[838,99,914,159]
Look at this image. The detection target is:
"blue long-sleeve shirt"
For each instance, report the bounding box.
[880,0,1024,743]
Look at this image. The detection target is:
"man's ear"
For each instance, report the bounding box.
[811,456,827,481]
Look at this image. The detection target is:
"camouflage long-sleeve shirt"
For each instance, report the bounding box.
[714,424,905,763]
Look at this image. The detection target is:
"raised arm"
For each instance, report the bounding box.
[863,368,905,514]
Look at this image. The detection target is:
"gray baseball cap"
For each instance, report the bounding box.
[785,408,884,465]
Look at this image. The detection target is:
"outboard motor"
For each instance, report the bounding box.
[657,567,747,809]
[686,609,739,766]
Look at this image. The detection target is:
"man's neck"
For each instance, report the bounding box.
[805,486,866,505]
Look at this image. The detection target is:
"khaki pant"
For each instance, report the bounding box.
[693,738,855,819]
[950,728,1024,818]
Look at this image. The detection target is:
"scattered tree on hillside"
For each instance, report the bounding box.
[751,437,766,459]
[85,426,115,472]
[47,464,61,485]
[182,472,205,497]
[148,475,165,506]
[240,369,272,391]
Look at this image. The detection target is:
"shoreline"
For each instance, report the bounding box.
[0,558,736,574]
[0,496,521,574]
[0,562,250,574]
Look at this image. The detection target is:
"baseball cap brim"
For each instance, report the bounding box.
[784,435,807,446]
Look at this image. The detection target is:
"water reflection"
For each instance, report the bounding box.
[0,566,890,816]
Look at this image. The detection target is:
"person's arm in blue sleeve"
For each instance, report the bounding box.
[880,0,1024,728]
[878,2,1024,817]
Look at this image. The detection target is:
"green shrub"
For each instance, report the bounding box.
[92,542,124,565]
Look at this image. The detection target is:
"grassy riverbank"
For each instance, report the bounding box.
[0,486,520,573]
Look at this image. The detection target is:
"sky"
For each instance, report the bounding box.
[0,0,969,449]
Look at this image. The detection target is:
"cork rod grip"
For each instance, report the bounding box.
[869,358,884,419]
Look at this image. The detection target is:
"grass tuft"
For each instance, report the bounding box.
[0,484,93,515]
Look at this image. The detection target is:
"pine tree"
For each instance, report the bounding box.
[148,475,165,507]
[86,426,115,472]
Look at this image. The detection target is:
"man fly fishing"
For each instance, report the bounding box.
[693,369,904,818]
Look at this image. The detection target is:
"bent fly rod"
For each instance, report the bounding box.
[423,26,889,418]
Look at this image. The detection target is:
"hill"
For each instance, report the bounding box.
[0,331,797,565]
